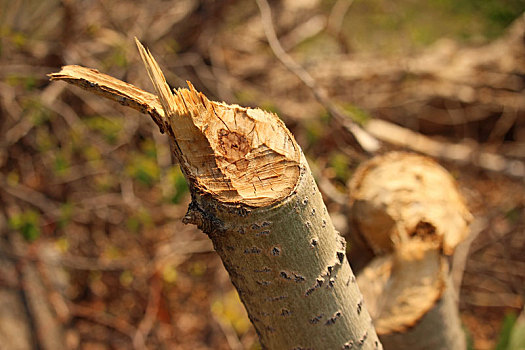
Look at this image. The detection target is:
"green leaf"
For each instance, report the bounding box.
[167,166,188,204]
[8,210,41,242]
[496,312,519,350]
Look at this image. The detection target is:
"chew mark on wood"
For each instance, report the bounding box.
[134,39,302,207]
[51,41,302,208]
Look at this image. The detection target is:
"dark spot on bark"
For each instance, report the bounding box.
[237,206,250,217]
[280,308,291,317]
[293,273,305,283]
[261,221,271,227]
[309,314,323,324]
[305,277,324,296]
[244,246,262,254]
[254,267,272,273]
[342,341,354,349]
[251,223,261,230]
[183,201,225,238]
[311,238,318,247]
[271,246,281,256]
[358,331,368,346]
[311,208,316,215]
[325,311,341,326]
[322,219,327,228]
[257,230,270,236]
[337,251,345,264]
[357,299,363,315]
[328,277,336,288]
[280,271,291,280]
[302,197,309,205]
[266,295,287,302]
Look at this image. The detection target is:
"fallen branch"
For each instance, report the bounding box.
[365,119,525,180]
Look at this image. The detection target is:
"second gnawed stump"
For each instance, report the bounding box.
[347,152,472,350]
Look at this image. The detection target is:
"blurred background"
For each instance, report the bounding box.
[0,0,524,349]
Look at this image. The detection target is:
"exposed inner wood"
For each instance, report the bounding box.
[357,240,446,334]
[136,39,301,206]
[49,45,302,207]
[348,152,472,255]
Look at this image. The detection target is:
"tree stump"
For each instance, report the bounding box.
[347,152,472,350]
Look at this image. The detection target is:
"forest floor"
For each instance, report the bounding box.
[1,1,524,349]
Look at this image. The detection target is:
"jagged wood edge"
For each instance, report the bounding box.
[48,65,167,134]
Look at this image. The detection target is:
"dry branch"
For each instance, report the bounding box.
[364,119,525,179]
[49,65,166,133]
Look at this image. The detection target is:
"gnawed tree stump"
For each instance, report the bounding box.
[347,152,472,349]
[49,41,382,350]
[347,152,472,267]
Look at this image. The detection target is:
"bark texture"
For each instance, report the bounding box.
[49,40,382,350]
[347,152,471,350]
[186,161,380,349]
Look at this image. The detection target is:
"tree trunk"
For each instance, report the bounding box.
[346,152,471,350]
[49,41,382,349]
[185,159,380,349]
